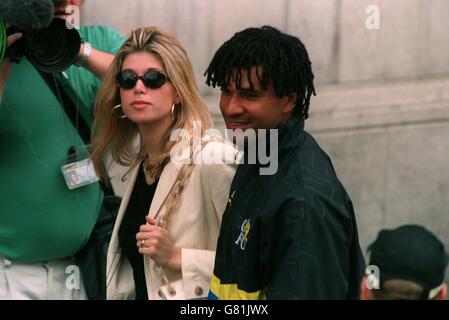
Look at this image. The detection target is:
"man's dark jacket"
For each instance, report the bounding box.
[209,115,366,300]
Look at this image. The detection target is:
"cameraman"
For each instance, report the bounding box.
[0,0,124,300]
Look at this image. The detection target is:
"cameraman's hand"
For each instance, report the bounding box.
[0,33,23,104]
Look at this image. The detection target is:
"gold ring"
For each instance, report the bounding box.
[141,239,145,247]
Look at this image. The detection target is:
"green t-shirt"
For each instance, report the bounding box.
[0,25,125,262]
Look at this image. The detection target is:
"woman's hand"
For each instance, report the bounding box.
[136,216,181,272]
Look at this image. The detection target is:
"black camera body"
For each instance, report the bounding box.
[7,18,81,73]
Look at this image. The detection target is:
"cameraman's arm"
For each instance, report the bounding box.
[0,61,11,104]
[77,43,114,79]
[0,33,22,105]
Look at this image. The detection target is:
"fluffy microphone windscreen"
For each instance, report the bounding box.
[0,0,54,31]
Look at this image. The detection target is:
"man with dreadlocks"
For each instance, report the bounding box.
[205,26,365,299]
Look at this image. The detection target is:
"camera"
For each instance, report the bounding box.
[6,17,81,73]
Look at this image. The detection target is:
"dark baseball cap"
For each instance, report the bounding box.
[368,225,449,299]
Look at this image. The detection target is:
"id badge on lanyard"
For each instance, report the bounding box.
[61,146,99,190]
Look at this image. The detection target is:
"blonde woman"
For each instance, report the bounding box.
[91,27,237,300]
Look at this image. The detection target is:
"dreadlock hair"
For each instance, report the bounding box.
[205,25,316,119]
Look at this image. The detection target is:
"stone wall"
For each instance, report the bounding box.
[82,0,449,89]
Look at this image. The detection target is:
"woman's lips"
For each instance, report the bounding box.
[131,101,151,109]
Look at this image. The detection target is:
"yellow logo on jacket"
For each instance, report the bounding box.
[235,219,251,250]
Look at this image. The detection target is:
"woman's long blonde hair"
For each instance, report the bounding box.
[91,27,213,226]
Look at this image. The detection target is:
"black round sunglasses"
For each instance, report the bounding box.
[116,69,167,90]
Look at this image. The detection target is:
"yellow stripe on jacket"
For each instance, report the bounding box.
[209,274,267,300]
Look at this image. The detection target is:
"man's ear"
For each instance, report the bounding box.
[281,92,297,115]
[360,276,373,300]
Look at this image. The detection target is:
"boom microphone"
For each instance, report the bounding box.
[0,0,54,31]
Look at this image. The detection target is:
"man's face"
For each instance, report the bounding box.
[53,0,84,19]
[219,67,296,131]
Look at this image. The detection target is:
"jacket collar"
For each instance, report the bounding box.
[147,160,180,221]
[241,114,305,162]
[277,114,306,151]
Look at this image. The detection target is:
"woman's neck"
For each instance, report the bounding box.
[138,119,172,160]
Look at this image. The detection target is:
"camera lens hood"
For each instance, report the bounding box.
[26,18,81,73]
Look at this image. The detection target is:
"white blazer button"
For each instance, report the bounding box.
[194,286,204,296]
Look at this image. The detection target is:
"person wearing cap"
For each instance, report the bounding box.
[0,0,124,299]
[361,225,448,300]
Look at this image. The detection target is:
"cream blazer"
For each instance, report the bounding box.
[106,139,238,300]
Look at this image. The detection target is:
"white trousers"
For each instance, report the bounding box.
[0,256,87,300]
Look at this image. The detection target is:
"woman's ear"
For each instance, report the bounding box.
[174,93,181,105]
